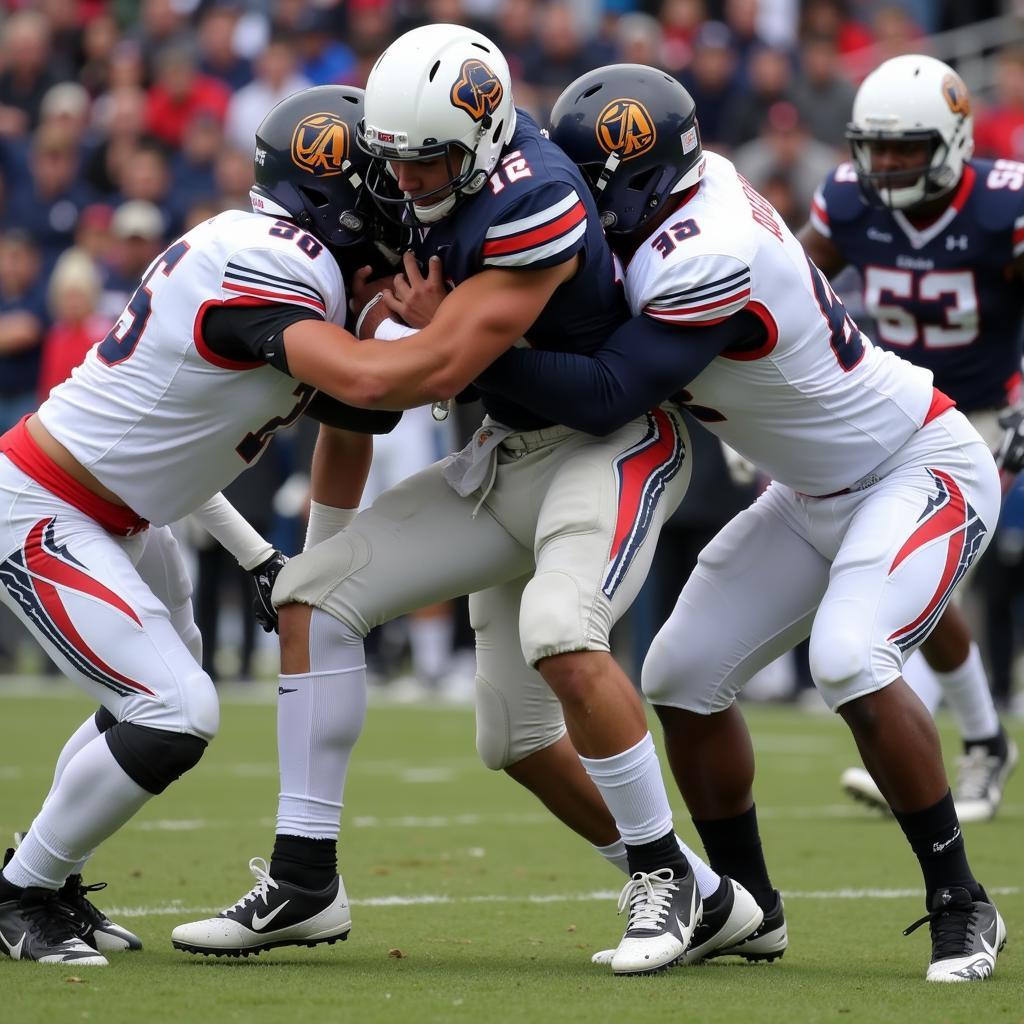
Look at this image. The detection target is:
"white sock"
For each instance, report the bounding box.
[276,608,368,840]
[3,736,149,890]
[594,835,721,898]
[40,713,105,875]
[408,614,453,681]
[902,651,943,715]
[578,733,674,847]
[936,643,1000,743]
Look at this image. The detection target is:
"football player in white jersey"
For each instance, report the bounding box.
[474,65,1006,982]
[798,55,1019,823]
[0,85,403,966]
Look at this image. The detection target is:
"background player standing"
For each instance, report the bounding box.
[799,55,1019,822]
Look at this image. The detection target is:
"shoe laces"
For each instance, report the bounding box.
[903,901,977,959]
[617,868,679,932]
[60,875,108,926]
[955,747,999,801]
[20,889,85,946]
[226,858,279,913]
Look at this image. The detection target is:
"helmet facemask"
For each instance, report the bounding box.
[847,128,960,210]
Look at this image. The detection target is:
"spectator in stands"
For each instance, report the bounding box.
[492,0,538,84]
[225,37,310,153]
[678,21,741,148]
[975,46,1024,162]
[723,0,770,86]
[733,100,836,216]
[0,230,47,431]
[0,11,63,138]
[7,121,92,268]
[38,82,92,154]
[868,5,922,66]
[294,7,355,85]
[658,0,705,75]
[98,200,165,323]
[36,247,111,403]
[342,3,396,87]
[134,0,190,64]
[197,3,253,92]
[521,3,614,120]
[799,0,873,55]
[169,112,223,224]
[144,41,230,149]
[723,44,795,148]
[616,13,665,70]
[73,203,114,268]
[212,145,254,213]
[792,34,856,148]
[117,139,176,230]
[79,10,122,97]
[84,86,147,197]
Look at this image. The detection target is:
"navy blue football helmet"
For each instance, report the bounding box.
[252,85,371,247]
[549,64,705,237]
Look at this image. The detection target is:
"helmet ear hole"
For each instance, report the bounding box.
[626,166,660,193]
[299,186,330,209]
[491,119,504,144]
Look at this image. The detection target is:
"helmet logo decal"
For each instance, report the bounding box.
[291,112,350,177]
[941,72,971,117]
[595,99,656,162]
[450,59,504,122]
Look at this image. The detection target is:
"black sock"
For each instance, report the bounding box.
[270,835,337,890]
[624,830,689,877]
[962,727,1007,759]
[0,870,22,902]
[692,805,774,911]
[893,790,982,905]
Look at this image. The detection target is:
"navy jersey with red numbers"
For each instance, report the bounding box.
[810,158,1024,412]
[411,109,628,429]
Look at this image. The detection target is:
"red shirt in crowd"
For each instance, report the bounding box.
[37,314,113,403]
[144,76,230,147]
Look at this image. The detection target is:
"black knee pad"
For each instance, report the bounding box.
[105,722,208,795]
[94,706,117,733]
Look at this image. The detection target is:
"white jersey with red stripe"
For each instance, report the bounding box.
[625,151,938,496]
[38,209,345,525]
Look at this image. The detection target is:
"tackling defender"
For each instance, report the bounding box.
[476,64,1006,982]
[799,55,1019,822]
[0,86,400,966]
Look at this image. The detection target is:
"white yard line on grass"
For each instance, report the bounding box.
[106,885,1024,919]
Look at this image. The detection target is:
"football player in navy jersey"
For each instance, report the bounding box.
[799,55,1019,823]
[174,26,755,976]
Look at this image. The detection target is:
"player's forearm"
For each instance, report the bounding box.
[310,426,372,510]
[190,494,274,571]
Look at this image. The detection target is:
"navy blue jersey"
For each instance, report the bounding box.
[410,109,628,429]
[812,158,1024,411]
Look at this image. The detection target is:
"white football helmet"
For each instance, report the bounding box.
[846,54,974,209]
[358,24,516,224]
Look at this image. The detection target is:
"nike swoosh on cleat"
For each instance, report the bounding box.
[0,927,26,960]
[979,921,998,958]
[250,900,290,931]
[278,687,297,695]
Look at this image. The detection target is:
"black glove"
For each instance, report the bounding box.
[996,407,1024,475]
[249,551,287,633]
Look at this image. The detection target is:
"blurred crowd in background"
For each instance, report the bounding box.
[1,0,1023,710]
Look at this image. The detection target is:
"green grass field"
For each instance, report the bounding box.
[1,685,1021,1023]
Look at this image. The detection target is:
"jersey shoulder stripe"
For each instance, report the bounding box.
[225,261,325,303]
[482,194,586,265]
[647,266,750,305]
[1014,214,1024,257]
[221,259,326,313]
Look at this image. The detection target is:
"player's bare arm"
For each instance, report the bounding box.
[282,256,578,410]
[309,426,372,509]
[796,221,847,277]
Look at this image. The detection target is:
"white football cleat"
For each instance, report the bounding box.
[954,736,1018,823]
[171,857,351,957]
[840,766,890,814]
[904,887,1006,982]
[609,867,701,976]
